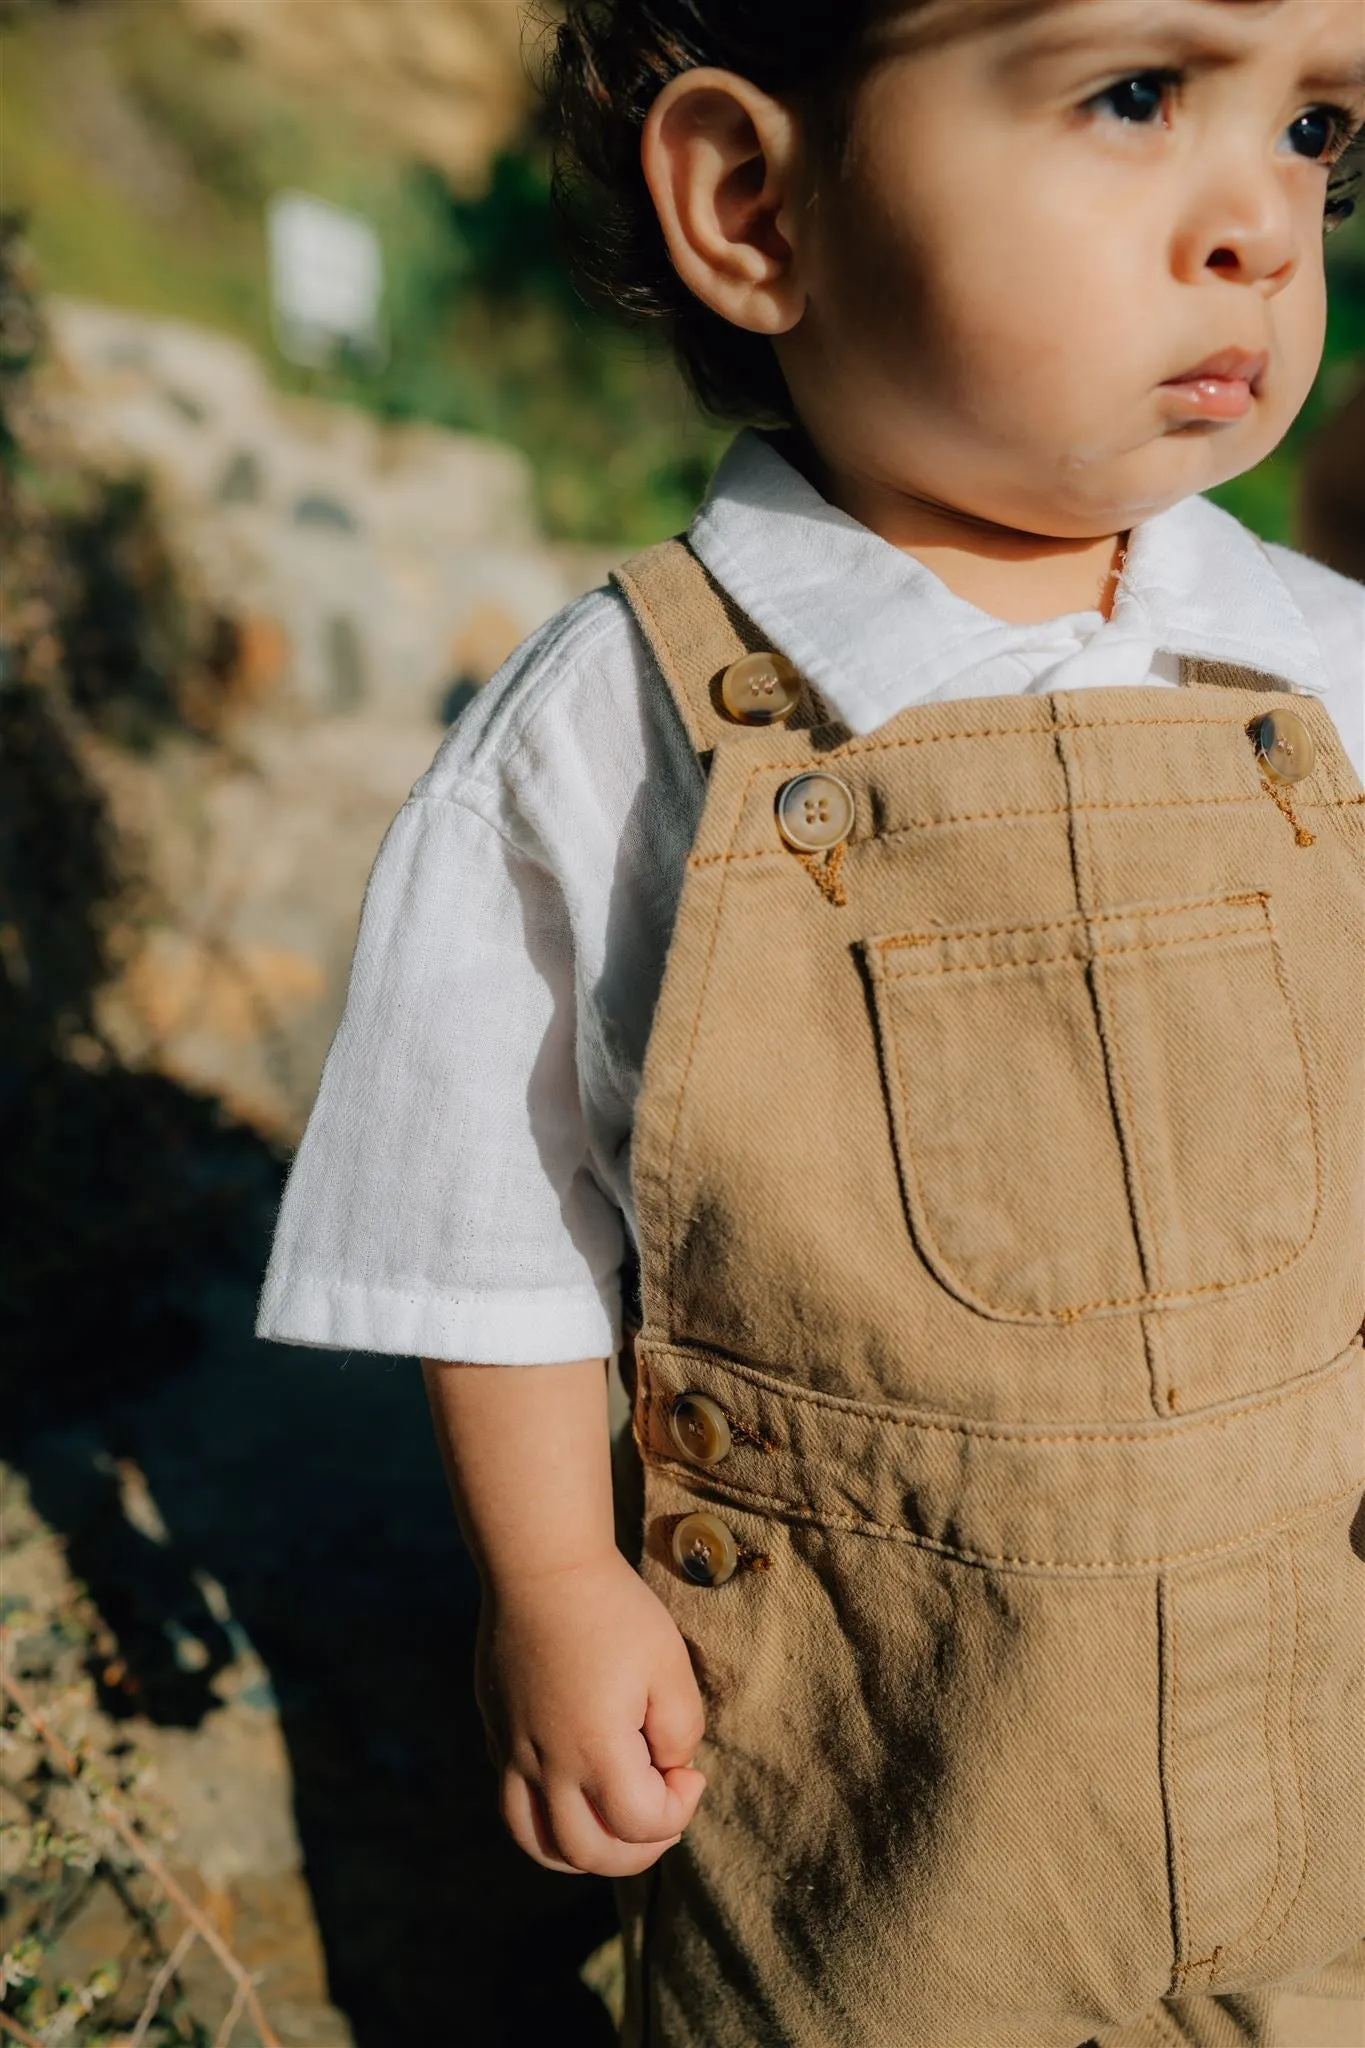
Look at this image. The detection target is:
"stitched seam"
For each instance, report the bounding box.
[639,1338,1360,1443]
[1258,1552,1290,1952]
[880,922,1277,980]
[618,544,748,1334]
[1239,1543,1311,1967]
[1236,1546,1287,1961]
[876,893,1267,953]
[658,802,741,1337]
[689,792,1272,866]
[1142,1312,1170,1420]
[639,1459,1363,1573]
[1320,803,1365,887]
[1321,795,1365,856]
[616,555,718,755]
[1169,1584,1195,1976]
[1045,696,1156,1345]
[689,790,1352,874]
[1158,1574,1188,1986]
[1260,906,1326,1266]
[724,707,1311,778]
[1074,710,1167,1296]
[875,894,1321,1318]
[879,1068,1315,1318]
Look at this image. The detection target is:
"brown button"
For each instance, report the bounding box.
[672,1512,740,1588]
[720,652,802,726]
[775,772,856,853]
[1252,709,1316,785]
[669,1393,732,1469]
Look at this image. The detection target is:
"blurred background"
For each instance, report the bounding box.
[0,2,1361,2042]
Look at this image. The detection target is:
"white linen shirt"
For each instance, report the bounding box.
[257,431,1365,1365]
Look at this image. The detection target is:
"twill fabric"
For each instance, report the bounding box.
[612,539,1365,2048]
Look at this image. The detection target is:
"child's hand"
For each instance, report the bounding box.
[476,1548,707,1877]
[421,1355,704,1876]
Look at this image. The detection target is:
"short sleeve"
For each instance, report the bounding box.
[256,796,625,1364]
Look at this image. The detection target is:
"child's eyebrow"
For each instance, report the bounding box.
[1303,56,1365,98]
[991,4,1365,90]
[871,0,1365,99]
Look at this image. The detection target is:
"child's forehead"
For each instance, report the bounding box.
[872,0,1364,65]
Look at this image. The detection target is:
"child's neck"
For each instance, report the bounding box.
[785,436,1128,626]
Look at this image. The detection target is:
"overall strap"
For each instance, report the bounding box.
[1178,656,1300,694]
[612,538,837,764]
[614,540,1303,747]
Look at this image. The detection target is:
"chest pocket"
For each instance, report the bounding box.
[863,891,1321,1323]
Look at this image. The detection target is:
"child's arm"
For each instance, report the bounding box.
[422,1356,707,1877]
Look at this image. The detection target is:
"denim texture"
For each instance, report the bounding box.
[613,540,1365,2048]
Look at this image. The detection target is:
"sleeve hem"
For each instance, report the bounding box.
[255,1275,622,1365]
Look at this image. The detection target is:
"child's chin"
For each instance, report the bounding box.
[1100,437,1264,522]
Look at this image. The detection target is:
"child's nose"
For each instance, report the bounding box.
[1174,165,1300,295]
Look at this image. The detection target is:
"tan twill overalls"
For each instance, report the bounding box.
[610,540,1365,2048]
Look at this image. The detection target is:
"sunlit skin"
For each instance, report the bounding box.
[432,0,1365,1886]
[643,0,1365,618]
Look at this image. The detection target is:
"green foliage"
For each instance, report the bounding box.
[1210,199,1365,542]
[278,148,728,543]
[0,0,726,544]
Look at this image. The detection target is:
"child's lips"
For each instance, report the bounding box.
[1159,349,1269,422]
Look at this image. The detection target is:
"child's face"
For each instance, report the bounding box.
[779,0,1364,537]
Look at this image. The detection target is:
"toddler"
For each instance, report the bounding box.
[259,1,1365,2042]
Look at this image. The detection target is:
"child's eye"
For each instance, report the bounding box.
[1085,71,1180,127]
[1283,104,1359,165]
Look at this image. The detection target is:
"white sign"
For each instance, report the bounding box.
[267,191,387,369]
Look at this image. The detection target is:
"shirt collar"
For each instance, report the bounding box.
[687,429,1328,736]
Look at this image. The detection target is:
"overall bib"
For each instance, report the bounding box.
[611,540,1365,2048]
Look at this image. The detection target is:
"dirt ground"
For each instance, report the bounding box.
[6,1244,620,2046]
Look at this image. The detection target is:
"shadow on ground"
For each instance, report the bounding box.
[1,273,617,2035]
[2,1058,617,2046]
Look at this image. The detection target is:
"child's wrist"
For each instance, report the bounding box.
[481,1538,626,1604]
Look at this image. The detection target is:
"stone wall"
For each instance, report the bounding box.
[179,0,545,191]
[41,298,613,1140]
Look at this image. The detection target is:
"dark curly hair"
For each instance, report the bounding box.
[544,1,883,424]
[544,1,1365,427]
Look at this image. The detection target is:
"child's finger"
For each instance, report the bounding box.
[500,1769,583,1877]
[584,1746,707,1844]
[543,1777,683,1878]
[642,1665,706,1771]
[661,1763,708,1826]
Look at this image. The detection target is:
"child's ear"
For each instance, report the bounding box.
[642,69,806,336]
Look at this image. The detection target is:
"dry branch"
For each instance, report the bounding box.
[0,2009,47,2048]
[0,1641,281,2048]
[211,1976,251,2048]
[127,1925,198,2048]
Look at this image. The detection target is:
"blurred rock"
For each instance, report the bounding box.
[36,298,617,1138]
[178,0,545,192]
[43,298,576,722]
